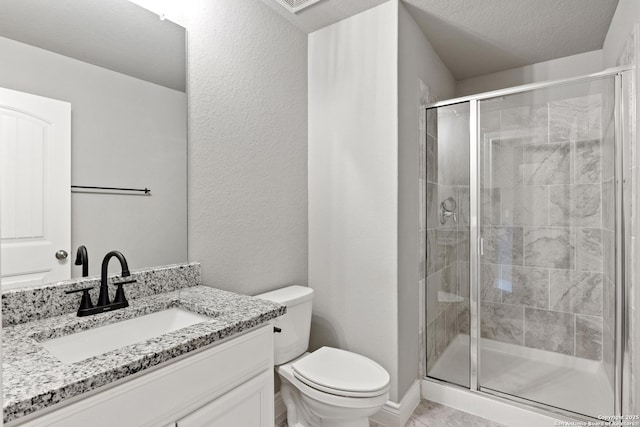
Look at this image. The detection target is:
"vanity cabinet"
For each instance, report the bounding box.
[176,370,273,427]
[16,325,275,427]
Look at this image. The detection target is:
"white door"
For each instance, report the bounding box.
[0,87,71,289]
[176,371,274,427]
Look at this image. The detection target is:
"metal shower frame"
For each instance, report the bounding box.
[422,65,634,421]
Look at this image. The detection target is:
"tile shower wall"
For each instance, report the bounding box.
[479,93,608,361]
[419,79,435,378]
[425,103,470,373]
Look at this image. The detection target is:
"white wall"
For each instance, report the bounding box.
[603,0,640,68]
[0,36,187,276]
[309,0,400,400]
[397,1,455,399]
[183,0,308,295]
[456,50,604,97]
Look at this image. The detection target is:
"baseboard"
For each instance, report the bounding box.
[274,391,287,426]
[370,380,421,427]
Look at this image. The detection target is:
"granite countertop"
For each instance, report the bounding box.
[3,285,285,424]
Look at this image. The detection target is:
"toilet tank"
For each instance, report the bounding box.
[256,285,314,365]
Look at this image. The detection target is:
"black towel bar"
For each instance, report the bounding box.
[71,185,151,194]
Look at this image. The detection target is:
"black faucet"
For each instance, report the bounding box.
[98,251,131,306]
[74,245,89,277]
[66,250,136,317]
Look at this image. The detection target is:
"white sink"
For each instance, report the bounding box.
[40,308,212,364]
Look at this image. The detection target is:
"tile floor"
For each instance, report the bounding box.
[377,400,506,427]
[278,399,504,427]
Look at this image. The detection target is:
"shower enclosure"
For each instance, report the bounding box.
[424,68,632,419]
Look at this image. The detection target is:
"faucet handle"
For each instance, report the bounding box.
[111,279,135,305]
[65,286,94,294]
[112,279,137,286]
[65,286,94,313]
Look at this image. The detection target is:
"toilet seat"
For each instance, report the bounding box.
[291,347,390,398]
[278,361,389,411]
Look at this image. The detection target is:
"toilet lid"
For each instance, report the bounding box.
[291,347,390,398]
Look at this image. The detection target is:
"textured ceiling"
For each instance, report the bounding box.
[2,0,619,88]
[403,0,619,80]
[265,0,619,81]
[0,0,186,92]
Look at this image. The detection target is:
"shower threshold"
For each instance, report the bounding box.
[428,335,613,418]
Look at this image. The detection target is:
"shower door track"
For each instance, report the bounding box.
[422,65,634,422]
[425,65,633,109]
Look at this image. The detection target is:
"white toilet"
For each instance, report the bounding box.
[257,285,390,427]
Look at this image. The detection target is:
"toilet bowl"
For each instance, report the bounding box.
[278,349,390,427]
[256,286,390,427]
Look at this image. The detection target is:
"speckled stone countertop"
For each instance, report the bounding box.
[3,285,285,424]
[2,262,203,327]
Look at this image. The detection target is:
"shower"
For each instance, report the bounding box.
[423,67,632,421]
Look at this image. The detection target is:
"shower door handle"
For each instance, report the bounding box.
[478,238,484,256]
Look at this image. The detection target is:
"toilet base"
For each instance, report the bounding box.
[282,381,321,427]
[280,377,385,427]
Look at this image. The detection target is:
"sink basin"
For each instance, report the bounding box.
[40,308,212,364]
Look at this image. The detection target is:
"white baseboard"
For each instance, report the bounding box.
[274,391,287,425]
[421,379,569,427]
[370,380,421,427]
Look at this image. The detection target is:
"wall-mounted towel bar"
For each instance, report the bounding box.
[71,185,151,194]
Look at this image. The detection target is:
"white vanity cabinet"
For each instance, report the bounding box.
[176,370,273,427]
[17,324,275,427]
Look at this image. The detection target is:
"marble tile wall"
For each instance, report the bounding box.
[423,78,623,385]
[425,102,470,376]
[419,79,437,378]
[478,92,608,361]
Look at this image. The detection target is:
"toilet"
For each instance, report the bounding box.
[257,285,390,427]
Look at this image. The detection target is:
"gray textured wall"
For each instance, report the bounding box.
[185,0,308,295]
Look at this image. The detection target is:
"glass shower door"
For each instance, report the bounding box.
[476,76,617,417]
[425,102,471,388]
